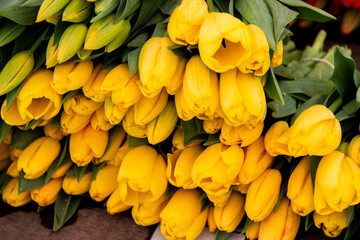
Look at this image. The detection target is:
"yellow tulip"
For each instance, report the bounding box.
[60,110,92,135]
[36,0,70,22]
[160,188,209,240]
[104,96,128,125]
[62,0,92,23]
[271,41,283,68]
[264,121,289,157]
[106,184,132,215]
[117,145,167,205]
[167,0,208,45]
[6,159,18,177]
[107,139,131,167]
[207,189,233,208]
[43,123,64,140]
[69,124,108,166]
[171,127,202,152]
[17,136,61,179]
[198,12,251,73]
[208,204,217,232]
[1,99,31,126]
[246,222,261,240]
[89,165,119,202]
[234,183,250,194]
[122,107,147,138]
[45,10,62,25]
[313,210,347,238]
[10,148,23,161]
[203,117,223,134]
[348,134,360,166]
[245,169,282,222]
[220,69,266,127]
[314,151,360,215]
[2,178,31,207]
[62,172,92,195]
[287,156,314,216]
[46,34,58,68]
[51,161,73,178]
[90,105,114,131]
[31,178,63,206]
[82,63,108,102]
[63,93,102,116]
[220,122,264,147]
[96,126,126,164]
[175,85,197,121]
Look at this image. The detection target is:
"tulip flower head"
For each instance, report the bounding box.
[89,165,119,202]
[82,63,108,102]
[220,121,264,147]
[271,40,284,68]
[313,210,347,238]
[123,107,147,138]
[62,172,93,195]
[264,121,289,157]
[106,184,132,215]
[63,92,102,115]
[2,178,31,207]
[31,178,63,206]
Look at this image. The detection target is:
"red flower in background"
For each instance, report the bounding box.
[341,0,360,9]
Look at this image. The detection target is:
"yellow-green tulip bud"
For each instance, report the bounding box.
[271,41,283,68]
[83,63,108,102]
[96,126,125,164]
[63,93,102,115]
[220,122,264,147]
[132,192,169,226]
[52,60,93,94]
[171,127,202,152]
[238,24,270,76]
[160,189,208,240]
[123,107,147,138]
[70,124,108,166]
[2,178,31,207]
[105,19,131,53]
[0,141,10,162]
[107,139,130,166]
[17,136,61,179]
[313,210,347,238]
[175,85,197,121]
[6,159,18,177]
[287,156,314,216]
[264,121,289,157]
[314,151,360,215]
[62,0,92,22]
[106,184,132,215]
[94,0,116,14]
[44,123,65,141]
[36,0,70,22]
[236,136,274,186]
[31,178,63,206]
[259,197,301,240]
[0,50,34,95]
[348,134,360,165]
[220,69,266,128]
[52,161,73,178]
[101,63,142,110]
[104,96,128,125]
[245,169,282,222]
[167,145,204,189]
[90,105,114,131]
[60,110,92,135]
[62,172,92,195]
[1,99,31,126]
[89,165,119,202]
[207,189,233,208]
[147,100,178,145]
[45,10,63,25]
[117,145,167,205]
[57,24,87,63]
[137,37,186,97]
[203,117,223,134]
[245,222,261,240]
[192,143,244,197]
[167,0,208,45]
[274,105,341,157]
[198,12,251,73]
[46,34,58,68]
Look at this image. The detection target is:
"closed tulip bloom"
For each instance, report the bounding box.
[314,151,360,215]
[236,136,274,186]
[101,63,142,110]
[234,183,250,194]
[271,41,283,68]
[198,12,251,73]
[70,124,108,166]
[107,184,132,215]
[90,165,119,202]
[132,192,169,226]
[60,110,92,135]
[62,0,92,23]
[10,148,23,161]
[104,97,128,125]
[274,105,341,157]
[220,122,264,147]
[192,143,244,197]
[91,105,114,131]
[0,142,10,162]
[46,34,58,68]
[52,60,93,94]
[348,134,360,165]
[259,197,301,240]
[63,93,102,115]
[264,121,289,157]
[147,100,178,145]
[203,117,223,134]
[45,10,62,25]
[44,123,65,140]
[117,145,167,205]
[123,107,147,138]
[105,19,131,53]
[246,222,261,240]
[52,161,73,178]
[167,0,208,45]
[36,0,70,22]
[6,160,19,177]
[134,88,168,126]
[220,69,266,127]
[313,210,347,238]
[107,139,131,167]
[2,178,31,207]
[138,37,186,97]
[207,189,233,208]
[160,189,209,240]
[167,145,204,189]
[96,126,126,164]
[83,64,108,102]
[182,55,219,118]
[1,99,31,126]
[57,24,87,63]
[208,205,217,232]
[31,178,63,206]
[175,85,197,121]
[287,156,314,216]
[17,136,61,179]
[63,172,92,195]
[245,169,282,222]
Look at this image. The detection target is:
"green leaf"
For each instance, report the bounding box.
[0,21,26,47]
[182,118,205,147]
[128,47,141,76]
[278,79,334,97]
[344,216,360,240]
[133,0,166,32]
[309,156,322,193]
[152,22,167,37]
[0,119,11,142]
[240,217,252,235]
[160,0,181,15]
[61,89,80,104]
[20,0,43,7]
[343,99,360,115]
[264,67,284,105]
[335,109,354,122]
[278,0,336,22]
[0,0,39,25]
[274,179,286,212]
[53,190,82,231]
[115,0,141,22]
[0,170,12,194]
[91,0,120,23]
[347,205,355,227]
[214,230,232,240]
[92,162,106,180]
[273,65,295,80]
[267,95,296,118]
[100,126,122,160]
[214,0,230,13]
[168,44,192,59]
[304,214,314,231]
[6,77,24,110]
[53,21,71,47]
[71,164,91,183]
[128,135,148,148]
[10,128,44,150]
[354,69,360,88]
[18,170,46,194]
[290,94,327,125]
[203,133,220,146]
[127,32,150,48]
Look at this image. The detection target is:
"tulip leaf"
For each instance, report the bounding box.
[53,190,82,231]
[128,135,148,148]
[20,0,43,7]
[0,0,38,25]
[273,65,295,80]
[53,21,71,47]
[166,185,178,199]
[132,0,166,32]
[182,118,206,147]
[309,156,322,193]
[92,162,106,180]
[128,47,141,76]
[115,0,141,22]
[274,179,286,213]
[354,69,360,88]
[347,205,355,227]
[343,99,360,115]
[203,133,220,147]
[91,0,120,23]
[24,119,39,130]
[290,94,327,125]
[160,0,181,15]
[152,22,167,38]
[0,170,12,194]
[264,67,284,105]
[240,216,252,235]
[214,0,230,13]
[67,164,91,183]
[214,230,232,240]
[127,32,150,48]
[344,215,360,240]
[267,95,296,118]
[99,126,122,160]
[5,76,24,110]
[18,170,46,194]
[168,44,192,59]
[10,128,44,150]
[335,110,354,122]
[278,79,334,97]
[201,197,212,212]
[61,89,80,104]
[0,119,11,143]
[304,214,314,231]
[0,21,26,47]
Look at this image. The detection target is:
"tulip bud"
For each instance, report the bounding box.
[137,37,186,97]
[264,121,289,157]
[198,12,251,73]
[171,127,202,152]
[348,134,360,165]
[274,105,342,157]
[314,151,360,215]
[313,210,347,238]
[70,124,108,166]
[45,10,63,25]
[246,222,260,240]
[167,145,204,189]
[147,100,178,145]
[52,161,73,178]
[192,143,244,197]
[234,183,250,194]
[1,99,31,126]
[2,178,31,207]
[117,145,167,205]
[108,139,131,167]
[105,19,131,53]
[167,0,208,45]
[94,0,116,14]
[36,0,70,22]
[220,69,266,127]
[0,50,34,95]
[46,34,58,68]
[63,93,102,115]
[271,41,284,68]
[52,60,94,94]
[17,136,61,179]
[63,172,92,195]
[203,117,223,134]
[10,148,23,161]
[122,107,147,138]
[31,178,63,206]
[82,63,108,102]
[175,85,197,121]
[220,122,264,147]
[207,189,233,208]
[60,110,92,135]
[106,184,132,215]
[96,126,126,164]
[6,159,18,177]
[287,156,314,216]
[104,96,128,125]
[89,165,119,202]
[90,105,114,131]
[57,24,87,63]
[236,136,274,186]
[245,169,282,222]
[44,123,65,140]
[259,197,301,240]
[101,63,142,110]
[133,88,168,126]
[62,0,92,23]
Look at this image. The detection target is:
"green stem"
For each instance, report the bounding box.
[328,97,343,113]
[29,26,50,53]
[207,0,215,12]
